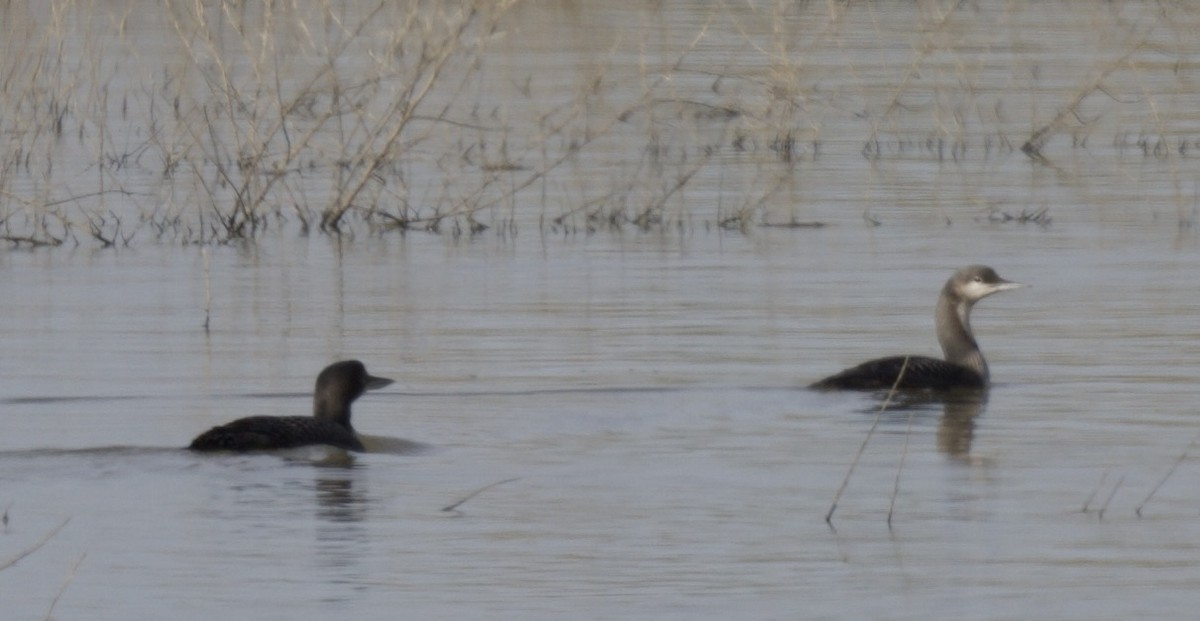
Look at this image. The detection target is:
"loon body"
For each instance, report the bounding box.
[811,266,1024,392]
[189,360,393,452]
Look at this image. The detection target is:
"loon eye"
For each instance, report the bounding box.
[972,276,983,283]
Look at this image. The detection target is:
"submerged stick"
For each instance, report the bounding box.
[442,478,520,516]
[887,406,917,530]
[0,517,71,572]
[44,551,87,620]
[1135,429,1200,517]
[1080,469,1109,513]
[826,357,910,530]
[1097,474,1124,521]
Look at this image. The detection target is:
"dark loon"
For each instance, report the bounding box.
[189,360,393,452]
[811,266,1024,391]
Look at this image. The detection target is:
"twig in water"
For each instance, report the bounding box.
[1097,474,1124,521]
[0,517,71,572]
[2,501,11,533]
[442,478,520,517]
[1080,469,1109,513]
[887,406,917,530]
[826,356,910,531]
[1135,429,1200,517]
[45,551,87,620]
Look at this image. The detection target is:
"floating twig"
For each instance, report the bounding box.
[442,478,520,517]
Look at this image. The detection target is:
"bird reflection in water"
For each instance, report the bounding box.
[874,390,987,459]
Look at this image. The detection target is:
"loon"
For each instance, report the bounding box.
[189,360,394,452]
[811,266,1024,391]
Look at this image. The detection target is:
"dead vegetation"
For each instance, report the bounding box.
[1,1,1198,248]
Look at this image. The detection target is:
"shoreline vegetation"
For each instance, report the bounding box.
[0,1,1195,248]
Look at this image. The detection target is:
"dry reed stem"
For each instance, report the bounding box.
[155,1,520,240]
[825,356,910,531]
[1022,45,1143,160]
[886,404,917,530]
[1134,429,1200,517]
[866,3,964,142]
[1097,473,1124,522]
[201,246,211,332]
[442,477,520,517]
[0,517,71,572]
[322,5,493,231]
[1080,469,1108,514]
[44,551,87,620]
[1,3,1192,245]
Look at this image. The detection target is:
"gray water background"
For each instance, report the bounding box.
[3,2,1200,619]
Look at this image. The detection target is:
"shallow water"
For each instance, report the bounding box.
[4,227,1200,619]
[5,1,1200,620]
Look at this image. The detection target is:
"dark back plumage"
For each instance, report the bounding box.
[189,360,393,452]
[189,416,365,451]
[809,355,986,392]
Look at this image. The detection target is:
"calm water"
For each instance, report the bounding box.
[4,1,1200,620]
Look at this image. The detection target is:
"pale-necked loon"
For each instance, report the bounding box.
[811,266,1024,391]
[189,360,393,452]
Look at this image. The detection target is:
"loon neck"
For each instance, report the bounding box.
[314,396,354,430]
[935,285,988,380]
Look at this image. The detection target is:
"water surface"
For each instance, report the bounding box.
[4,1,1200,619]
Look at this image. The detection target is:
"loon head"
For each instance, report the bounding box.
[936,265,1025,377]
[313,360,394,427]
[947,265,1026,306]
